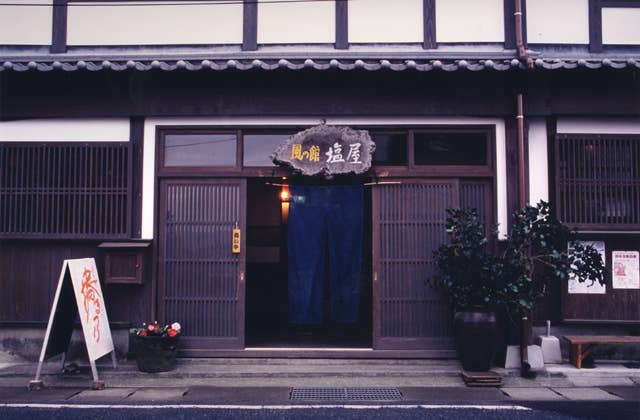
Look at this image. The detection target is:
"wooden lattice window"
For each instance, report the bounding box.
[556,134,640,230]
[0,143,130,238]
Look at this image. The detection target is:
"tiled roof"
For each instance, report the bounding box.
[1,57,638,72]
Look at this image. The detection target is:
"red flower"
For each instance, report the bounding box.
[139,330,148,337]
[148,324,157,332]
[168,329,177,337]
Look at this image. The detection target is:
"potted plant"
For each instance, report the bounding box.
[431,207,501,371]
[432,201,605,372]
[130,321,181,373]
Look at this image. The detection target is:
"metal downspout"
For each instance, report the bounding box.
[515,0,534,377]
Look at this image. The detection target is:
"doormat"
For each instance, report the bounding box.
[290,387,402,401]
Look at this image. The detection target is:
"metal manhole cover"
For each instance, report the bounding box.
[290,387,402,401]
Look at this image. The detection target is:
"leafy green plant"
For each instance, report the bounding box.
[431,201,606,320]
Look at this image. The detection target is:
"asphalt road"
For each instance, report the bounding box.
[1,402,638,420]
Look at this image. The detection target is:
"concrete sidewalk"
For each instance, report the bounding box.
[0,356,638,404]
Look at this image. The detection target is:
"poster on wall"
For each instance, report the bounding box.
[612,251,640,289]
[568,241,607,294]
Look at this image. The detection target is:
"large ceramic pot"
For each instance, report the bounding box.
[454,307,498,372]
[132,335,179,373]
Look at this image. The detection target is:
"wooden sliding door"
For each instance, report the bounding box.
[372,180,458,351]
[159,179,246,352]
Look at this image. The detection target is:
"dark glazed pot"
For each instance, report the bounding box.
[132,335,179,373]
[454,308,498,372]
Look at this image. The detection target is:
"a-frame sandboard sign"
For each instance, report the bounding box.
[30,258,116,390]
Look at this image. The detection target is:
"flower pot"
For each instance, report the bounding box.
[132,335,178,373]
[454,308,498,372]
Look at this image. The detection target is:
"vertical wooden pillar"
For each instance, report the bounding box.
[51,0,68,53]
[335,0,348,49]
[129,117,145,239]
[504,0,516,50]
[589,0,603,53]
[243,0,258,51]
[505,117,520,229]
[423,0,436,49]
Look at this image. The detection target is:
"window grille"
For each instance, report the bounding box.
[0,143,130,238]
[556,134,640,229]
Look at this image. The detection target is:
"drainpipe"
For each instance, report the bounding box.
[515,0,530,208]
[516,91,530,375]
[515,0,531,372]
[514,0,534,68]
[517,93,526,208]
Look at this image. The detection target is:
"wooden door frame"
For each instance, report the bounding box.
[157,178,247,352]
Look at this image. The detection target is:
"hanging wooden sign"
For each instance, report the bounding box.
[30,258,116,390]
[232,226,241,254]
[271,125,375,178]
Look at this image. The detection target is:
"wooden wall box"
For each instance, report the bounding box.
[98,242,150,285]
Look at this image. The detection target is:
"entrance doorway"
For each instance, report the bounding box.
[245,178,373,348]
[155,126,495,356]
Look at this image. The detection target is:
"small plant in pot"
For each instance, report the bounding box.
[130,321,181,373]
[432,201,605,373]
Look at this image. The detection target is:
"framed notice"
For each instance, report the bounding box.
[612,251,640,290]
[568,241,606,295]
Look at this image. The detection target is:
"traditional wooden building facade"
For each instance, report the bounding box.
[1,0,639,358]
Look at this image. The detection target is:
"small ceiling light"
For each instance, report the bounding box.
[280,187,290,202]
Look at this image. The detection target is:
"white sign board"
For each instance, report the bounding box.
[33,258,115,388]
[36,258,114,364]
[568,241,606,294]
[612,251,640,290]
[66,258,115,361]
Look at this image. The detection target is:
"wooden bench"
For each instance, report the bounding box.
[564,335,640,368]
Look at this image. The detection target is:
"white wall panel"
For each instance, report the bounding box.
[0,0,52,45]
[526,0,589,44]
[67,1,243,46]
[257,0,334,44]
[349,0,423,43]
[557,118,640,134]
[602,8,640,45]
[142,116,508,239]
[528,118,549,205]
[436,0,504,43]
[0,119,130,142]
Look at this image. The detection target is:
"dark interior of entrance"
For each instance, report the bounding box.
[245,178,372,347]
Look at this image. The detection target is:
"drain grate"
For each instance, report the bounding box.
[290,387,402,401]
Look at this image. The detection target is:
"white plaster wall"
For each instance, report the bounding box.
[349,0,423,43]
[67,1,243,46]
[436,0,504,43]
[526,0,589,44]
[602,8,640,45]
[528,118,548,206]
[0,119,130,142]
[142,117,508,239]
[0,0,52,45]
[557,118,640,134]
[257,0,334,44]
